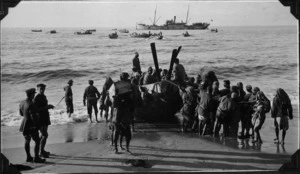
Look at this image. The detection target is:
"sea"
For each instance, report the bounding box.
[1,26,298,127]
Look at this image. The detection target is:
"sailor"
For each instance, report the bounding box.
[172,58,187,87]
[132,52,141,73]
[64,79,73,118]
[83,80,101,123]
[34,83,54,158]
[19,88,45,163]
[219,80,231,97]
[271,88,293,145]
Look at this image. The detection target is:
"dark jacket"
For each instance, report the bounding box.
[19,98,38,133]
[83,85,101,100]
[197,90,213,118]
[34,94,51,126]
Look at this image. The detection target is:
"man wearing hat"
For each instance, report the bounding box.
[132,52,141,73]
[34,83,54,158]
[83,80,101,123]
[19,88,45,163]
[64,79,74,118]
[219,80,231,97]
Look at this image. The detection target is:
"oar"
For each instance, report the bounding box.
[56,96,65,107]
[167,46,182,80]
[150,42,161,81]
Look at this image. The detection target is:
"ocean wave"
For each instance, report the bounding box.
[2,69,94,83]
[1,107,93,127]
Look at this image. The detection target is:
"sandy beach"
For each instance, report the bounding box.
[1,107,299,173]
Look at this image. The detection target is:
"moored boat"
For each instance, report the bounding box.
[119,29,129,33]
[32,29,42,32]
[130,32,152,38]
[74,30,93,35]
[183,31,190,37]
[50,30,56,34]
[109,32,118,39]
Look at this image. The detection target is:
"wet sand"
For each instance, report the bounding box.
[1,108,299,173]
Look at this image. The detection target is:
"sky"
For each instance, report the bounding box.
[1,1,297,28]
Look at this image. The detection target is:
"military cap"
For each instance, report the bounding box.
[37,83,46,88]
[26,88,36,95]
[68,79,73,84]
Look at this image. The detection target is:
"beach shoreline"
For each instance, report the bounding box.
[1,110,299,173]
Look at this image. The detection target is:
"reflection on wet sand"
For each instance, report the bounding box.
[65,124,74,143]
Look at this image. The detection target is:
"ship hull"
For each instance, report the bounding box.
[136,24,210,30]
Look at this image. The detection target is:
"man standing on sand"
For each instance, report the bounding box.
[83,80,101,123]
[34,83,54,158]
[64,79,74,118]
[20,88,46,163]
[132,52,141,73]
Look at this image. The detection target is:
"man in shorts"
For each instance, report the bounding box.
[83,80,101,122]
[20,88,45,163]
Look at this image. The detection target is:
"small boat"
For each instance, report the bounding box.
[130,32,152,38]
[211,28,218,33]
[183,31,190,37]
[109,32,118,39]
[157,35,163,40]
[32,29,42,32]
[50,30,56,34]
[74,30,93,35]
[88,29,96,32]
[119,29,129,33]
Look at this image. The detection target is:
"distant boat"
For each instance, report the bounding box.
[74,30,93,35]
[211,28,218,33]
[183,31,190,37]
[88,29,96,32]
[130,32,154,38]
[50,30,56,34]
[32,29,42,32]
[109,32,118,39]
[119,29,129,33]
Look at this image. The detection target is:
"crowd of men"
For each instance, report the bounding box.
[19,51,294,162]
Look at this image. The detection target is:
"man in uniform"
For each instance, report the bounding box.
[34,83,54,158]
[83,80,101,123]
[20,88,45,163]
[64,79,74,117]
[132,52,141,73]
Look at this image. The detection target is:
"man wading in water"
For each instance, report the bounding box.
[64,79,74,117]
[83,80,101,123]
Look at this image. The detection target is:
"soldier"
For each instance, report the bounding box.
[20,88,45,163]
[64,79,73,118]
[34,83,54,158]
[83,80,101,123]
[110,72,134,154]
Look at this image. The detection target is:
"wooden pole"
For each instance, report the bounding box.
[167,46,182,80]
[150,42,161,81]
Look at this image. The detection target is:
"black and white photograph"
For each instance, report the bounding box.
[1,0,299,173]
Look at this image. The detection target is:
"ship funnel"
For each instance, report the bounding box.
[174,16,176,23]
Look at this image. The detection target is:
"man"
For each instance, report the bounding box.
[132,52,141,73]
[64,79,73,117]
[240,85,253,138]
[33,83,54,158]
[110,72,134,154]
[83,80,101,123]
[271,88,293,145]
[20,88,45,163]
[219,80,231,97]
[143,66,155,85]
[172,58,187,87]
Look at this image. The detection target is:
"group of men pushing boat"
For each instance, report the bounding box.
[19,48,294,161]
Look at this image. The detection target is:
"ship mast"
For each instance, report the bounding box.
[185,4,190,24]
[153,5,157,25]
